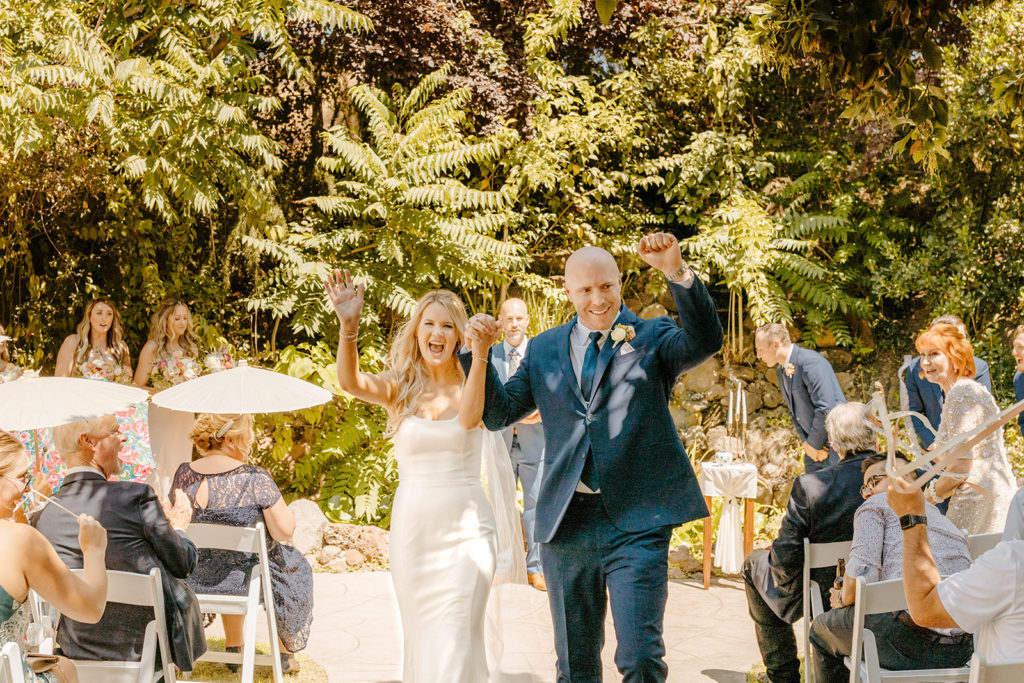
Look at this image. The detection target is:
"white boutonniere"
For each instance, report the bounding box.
[784,362,795,378]
[609,324,636,346]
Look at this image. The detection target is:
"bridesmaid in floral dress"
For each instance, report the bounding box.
[1,326,38,521]
[134,299,204,497]
[52,299,154,490]
[0,326,23,384]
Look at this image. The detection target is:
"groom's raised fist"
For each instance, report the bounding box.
[637,232,691,285]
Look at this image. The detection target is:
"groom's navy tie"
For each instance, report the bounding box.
[580,331,603,400]
[580,330,603,490]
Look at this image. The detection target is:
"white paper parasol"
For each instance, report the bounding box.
[151,365,333,414]
[0,377,150,432]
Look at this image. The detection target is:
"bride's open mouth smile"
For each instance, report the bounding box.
[425,339,447,357]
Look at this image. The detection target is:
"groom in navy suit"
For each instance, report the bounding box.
[754,323,845,473]
[465,233,722,682]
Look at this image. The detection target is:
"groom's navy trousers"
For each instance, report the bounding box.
[468,271,723,682]
[543,493,673,681]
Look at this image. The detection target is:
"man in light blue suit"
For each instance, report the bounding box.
[903,314,991,449]
[491,297,547,590]
[464,233,723,682]
[754,323,846,474]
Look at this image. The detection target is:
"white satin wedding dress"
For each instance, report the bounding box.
[390,416,525,682]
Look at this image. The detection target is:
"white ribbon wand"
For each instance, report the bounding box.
[868,387,1024,493]
[27,489,81,520]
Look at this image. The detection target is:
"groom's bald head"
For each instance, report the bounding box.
[564,246,622,331]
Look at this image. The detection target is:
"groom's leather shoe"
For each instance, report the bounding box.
[528,573,547,591]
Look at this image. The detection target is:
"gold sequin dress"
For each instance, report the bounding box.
[936,378,1017,534]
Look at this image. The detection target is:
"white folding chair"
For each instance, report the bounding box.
[966,532,1001,560]
[967,652,1024,682]
[69,568,175,683]
[185,522,283,683]
[802,538,852,683]
[845,576,971,683]
[26,589,57,655]
[0,642,26,683]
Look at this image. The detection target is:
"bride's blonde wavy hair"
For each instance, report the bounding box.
[148,298,199,359]
[74,299,129,366]
[384,290,467,435]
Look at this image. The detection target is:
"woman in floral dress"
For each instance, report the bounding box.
[134,299,205,497]
[3,325,56,507]
[52,299,153,489]
[1,326,38,521]
[0,326,23,384]
[0,430,109,683]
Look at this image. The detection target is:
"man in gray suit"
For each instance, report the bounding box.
[492,297,547,591]
[32,415,205,671]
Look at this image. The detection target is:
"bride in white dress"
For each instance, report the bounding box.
[324,270,524,682]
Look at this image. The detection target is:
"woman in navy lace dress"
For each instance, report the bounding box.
[171,414,312,673]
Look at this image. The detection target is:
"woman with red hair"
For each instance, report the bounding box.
[916,322,1016,533]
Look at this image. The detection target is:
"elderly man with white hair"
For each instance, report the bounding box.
[742,401,875,683]
[31,414,206,671]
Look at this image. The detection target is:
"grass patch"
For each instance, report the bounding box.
[179,637,327,683]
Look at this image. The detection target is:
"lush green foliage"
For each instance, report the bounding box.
[246,64,524,338]
[6,0,1024,524]
[749,0,976,171]
[0,0,371,361]
[257,342,395,524]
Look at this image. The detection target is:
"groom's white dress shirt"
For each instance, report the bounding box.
[569,320,613,494]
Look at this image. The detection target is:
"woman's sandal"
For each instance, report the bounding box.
[225,645,241,673]
[281,653,300,674]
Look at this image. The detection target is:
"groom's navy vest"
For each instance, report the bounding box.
[472,276,723,542]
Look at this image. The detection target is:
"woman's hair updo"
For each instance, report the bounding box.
[189,413,254,454]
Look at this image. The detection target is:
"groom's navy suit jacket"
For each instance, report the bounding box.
[474,277,723,542]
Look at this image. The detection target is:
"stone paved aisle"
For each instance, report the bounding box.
[217,572,765,683]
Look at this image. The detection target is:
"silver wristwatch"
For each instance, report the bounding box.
[665,263,690,281]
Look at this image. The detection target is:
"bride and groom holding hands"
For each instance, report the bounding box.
[324,232,723,682]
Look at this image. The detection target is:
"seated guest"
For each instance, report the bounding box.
[0,430,109,683]
[172,413,313,674]
[888,475,1024,664]
[742,401,874,683]
[32,416,205,671]
[809,454,973,679]
[903,314,991,449]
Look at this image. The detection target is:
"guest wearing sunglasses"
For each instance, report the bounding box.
[0,429,109,683]
[808,453,974,680]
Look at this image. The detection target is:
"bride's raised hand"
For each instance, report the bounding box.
[324,269,364,329]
